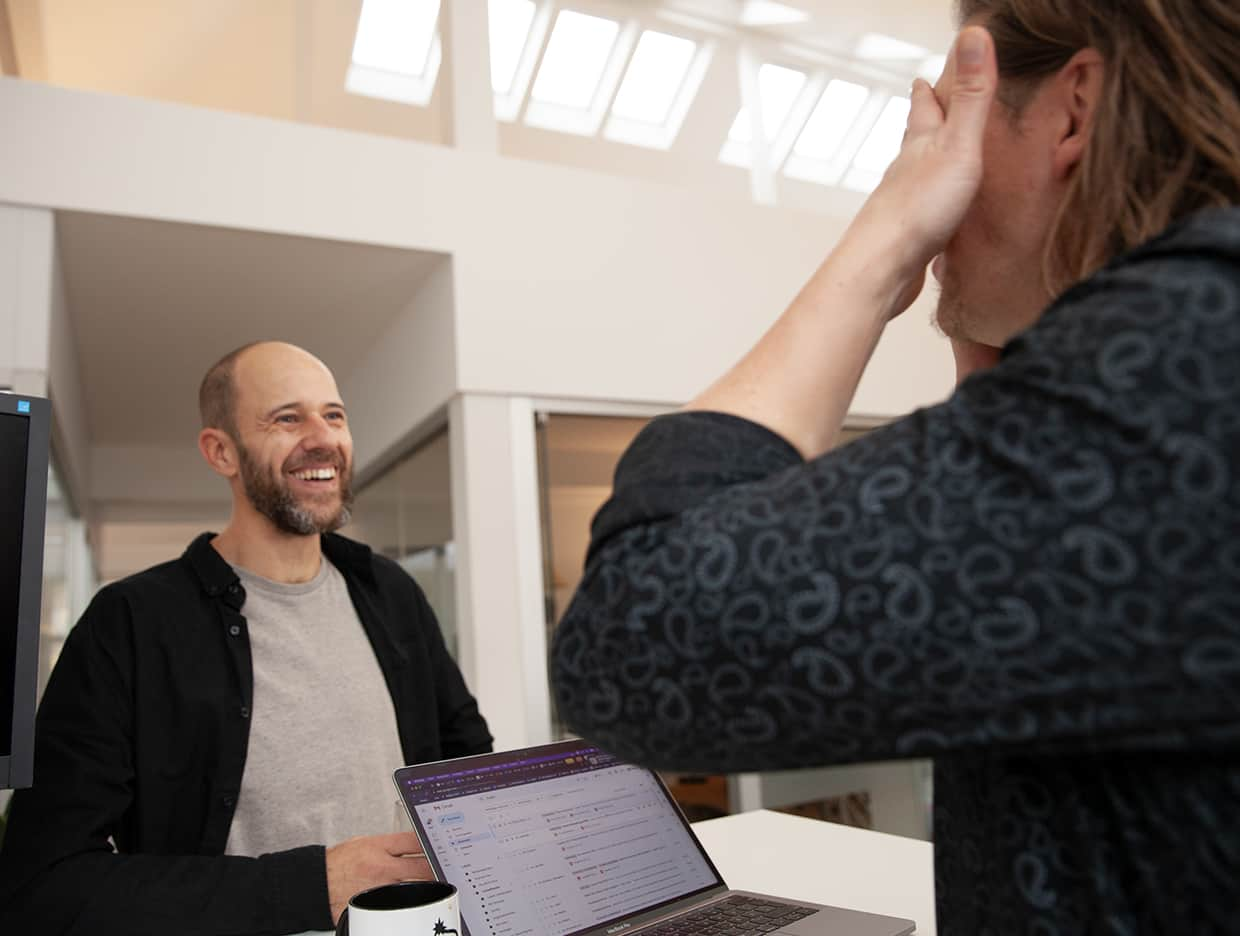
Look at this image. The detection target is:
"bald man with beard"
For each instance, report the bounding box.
[0,341,493,935]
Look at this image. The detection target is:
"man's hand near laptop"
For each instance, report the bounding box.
[327,831,433,925]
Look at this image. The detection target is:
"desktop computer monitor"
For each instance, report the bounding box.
[0,392,49,790]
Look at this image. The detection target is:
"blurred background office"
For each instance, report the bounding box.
[0,0,955,838]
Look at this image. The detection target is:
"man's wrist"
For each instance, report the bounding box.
[825,220,926,323]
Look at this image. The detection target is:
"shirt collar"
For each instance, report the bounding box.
[183,530,377,603]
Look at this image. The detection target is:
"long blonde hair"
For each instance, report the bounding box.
[959,0,1240,293]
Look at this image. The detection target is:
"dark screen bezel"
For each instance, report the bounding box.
[0,393,49,790]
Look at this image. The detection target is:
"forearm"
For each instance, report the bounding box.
[0,846,331,936]
[687,231,909,459]
[687,29,997,459]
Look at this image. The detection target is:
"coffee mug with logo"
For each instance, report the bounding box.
[335,880,460,936]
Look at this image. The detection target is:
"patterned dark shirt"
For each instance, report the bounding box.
[550,207,1240,934]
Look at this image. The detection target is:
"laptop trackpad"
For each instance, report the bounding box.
[777,904,916,936]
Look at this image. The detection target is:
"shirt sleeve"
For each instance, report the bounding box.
[412,580,494,758]
[0,588,334,936]
[550,247,1240,774]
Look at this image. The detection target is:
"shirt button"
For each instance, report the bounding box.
[228,624,241,637]
[240,706,250,719]
[227,583,241,594]
[222,794,236,807]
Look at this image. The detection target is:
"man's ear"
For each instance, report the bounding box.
[198,427,240,479]
[1052,48,1105,179]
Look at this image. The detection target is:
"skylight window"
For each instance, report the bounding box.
[604,30,711,150]
[791,79,869,161]
[784,82,885,187]
[489,0,536,95]
[611,31,696,125]
[739,1,810,26]
[530,10,620,109]
[842,95,910,192]
[918,54,948,82]
[855,32,929,62]
[719,63,808,167]
[524,10,634,136]
[728,64,806,143]
[346,0,442,106]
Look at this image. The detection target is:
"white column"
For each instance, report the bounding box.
[738,45,776,207]
[449,393,551,751]
[440,0,499,153]
[0,203,53,396]
[0,202,92,522]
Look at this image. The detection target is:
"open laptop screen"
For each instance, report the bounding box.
[394,739,726,936]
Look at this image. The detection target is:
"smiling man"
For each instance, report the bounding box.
[0,341,492,935]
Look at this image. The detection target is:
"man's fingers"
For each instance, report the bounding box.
[905,78,943,139]
[387,853,433,881]
[943,26,997,152]
[377,830,426,856]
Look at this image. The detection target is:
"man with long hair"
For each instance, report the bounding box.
[552,2,1240,931]
[0,342,492,934]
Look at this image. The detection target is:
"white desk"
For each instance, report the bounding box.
[694,809,935,935]
[305,809,935,936]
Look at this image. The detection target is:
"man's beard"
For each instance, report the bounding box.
[931,269,966,340]
[238,443,354,536]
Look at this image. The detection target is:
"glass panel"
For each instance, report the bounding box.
[352,0,442,77]
[530,10,621,110]
[489,0,536,94]
[854,32,928,62]
[850,95,909,174]
[349,431,458,658]
[727,63,807,144]
[739,1,809,26]
[792,79,870,161]
[611,30,697,126]
[918,54,948,82]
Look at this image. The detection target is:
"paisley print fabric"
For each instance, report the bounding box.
[550,207,1240,934]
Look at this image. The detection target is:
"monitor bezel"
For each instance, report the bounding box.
[0,392,49,790]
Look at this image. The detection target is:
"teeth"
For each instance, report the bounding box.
[293,468,336,481]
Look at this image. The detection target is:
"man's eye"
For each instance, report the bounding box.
[327,411,346,422]
[276,414,298,424]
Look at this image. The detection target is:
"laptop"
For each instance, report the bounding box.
[393,738,915,936]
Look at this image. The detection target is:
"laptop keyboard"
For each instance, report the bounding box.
[640,895,818,936]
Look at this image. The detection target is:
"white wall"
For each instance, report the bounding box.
[0,203,53,397]
[0,77,954,464]
[46,230,91,516]
[343,257,458,480]
[0,204,91,514]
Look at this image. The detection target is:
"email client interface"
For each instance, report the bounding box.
[395,741,721,936]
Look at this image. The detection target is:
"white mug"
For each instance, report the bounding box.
[337,881,460,936]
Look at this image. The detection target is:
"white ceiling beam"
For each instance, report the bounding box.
[738,43,776,206]
[440,0,498,153]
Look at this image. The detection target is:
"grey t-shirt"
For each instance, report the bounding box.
[224,557,406,857]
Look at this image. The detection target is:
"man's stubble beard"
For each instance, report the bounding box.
[237,442,354,536]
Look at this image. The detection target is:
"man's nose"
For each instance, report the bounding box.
[302,413,337,447]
